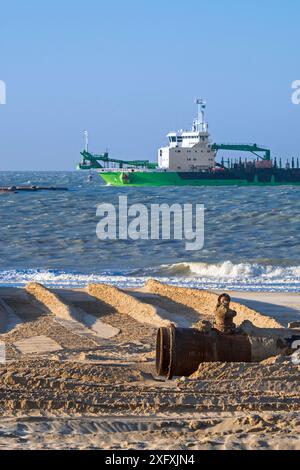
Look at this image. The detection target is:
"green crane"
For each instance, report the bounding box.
[77,150,158,170]
[212,143,271,160]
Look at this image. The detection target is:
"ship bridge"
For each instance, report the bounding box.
[158,99,215,171]
[167,131,210,149]
[166,99,211,150]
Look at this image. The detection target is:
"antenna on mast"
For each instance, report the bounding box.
[84,130,89,152]
[194,98,207,132]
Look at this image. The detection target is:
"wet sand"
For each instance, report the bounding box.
[0,281,299,450]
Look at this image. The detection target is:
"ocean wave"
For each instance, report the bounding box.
[1,261,300,291]
[0,269,144,289]
[144,261,300,280]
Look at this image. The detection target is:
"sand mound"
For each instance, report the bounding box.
[145,280,282,328]
[88,284,170,328]
[26,283,120,339]
[26,283,78,321]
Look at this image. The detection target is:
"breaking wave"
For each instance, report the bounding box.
[1,261,300,291]
[146,261,300,280]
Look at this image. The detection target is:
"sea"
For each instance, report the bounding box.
[1,171,300,292]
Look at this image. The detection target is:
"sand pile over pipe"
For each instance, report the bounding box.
[25,283,120,339]
[26,283,79,321]
[145,280,283,329]
[88,284,171,328]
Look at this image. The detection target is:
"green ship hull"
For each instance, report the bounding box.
[99,170,300,187]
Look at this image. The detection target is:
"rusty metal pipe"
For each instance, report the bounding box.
[156,325,298,379]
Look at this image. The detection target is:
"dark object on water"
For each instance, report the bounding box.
[156,325,252,379]
[0,186,68,192]
[0,187,17,193]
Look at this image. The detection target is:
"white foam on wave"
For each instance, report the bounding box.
[154,260,300,280]
[1,261,300,292]
[144,261,300,291]
[0,269,145,289]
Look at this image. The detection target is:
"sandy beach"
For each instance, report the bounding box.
[0,280,299,450]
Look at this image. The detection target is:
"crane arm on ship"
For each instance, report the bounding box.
[77,150,158,170]
[212,143,271,160]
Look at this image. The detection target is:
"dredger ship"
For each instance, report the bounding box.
[77,99,300,186]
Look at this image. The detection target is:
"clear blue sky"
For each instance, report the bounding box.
[0,0,299,170]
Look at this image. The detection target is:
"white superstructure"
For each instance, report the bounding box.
[158,99,217,171]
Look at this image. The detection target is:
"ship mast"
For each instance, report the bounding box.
[84,130,89,152]
[194,98,207,132]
